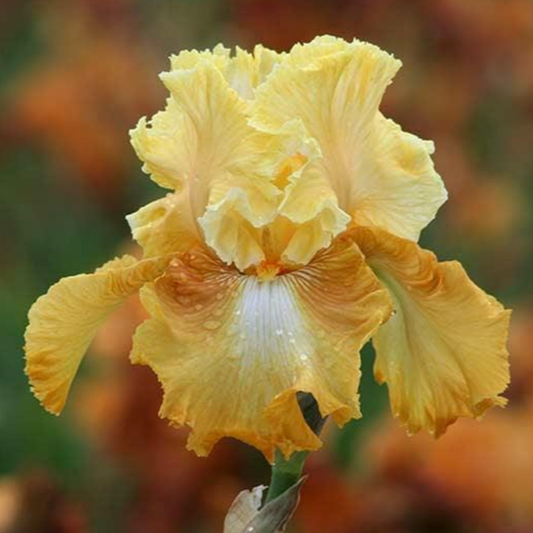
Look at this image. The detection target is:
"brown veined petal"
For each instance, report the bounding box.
[24,255,171,415]
[130,236,392,461]
[351,226,511,437]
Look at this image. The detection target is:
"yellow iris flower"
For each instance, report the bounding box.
[24,36,510,462]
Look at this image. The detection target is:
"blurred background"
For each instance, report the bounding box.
[1,0,533,531]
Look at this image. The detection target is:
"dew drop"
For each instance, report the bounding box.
[299,353,309,362]
[246,527,254,532]
[213,308,223,317]
[195,304,203,311]
[275,329,284,336]
[289,338,296,345]
[203,320,221,330]
[235,310,241,316]
[239,333,246,340]
[215,293,224,301]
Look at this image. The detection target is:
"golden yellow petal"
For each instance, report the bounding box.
[280,159,351,265]
[352,226,511,436]
[349,114,447,241]
[132,60,263,204]
[252,37,446,242]
[169,43,231,72]
[199,188,266,270]
[253,39,401,200]
[132,59,281,269]
[169,43,284,98]
[131,238,392,460]
[129,99,193,191]
[126,190,200,257]
[24,255,171,414]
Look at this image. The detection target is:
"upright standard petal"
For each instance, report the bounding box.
[352,226,511,436]
[131,59,279,270]
[252,37,446,243]
[130,236,392,461]
[169,43,284,99]
[349,114,447,241]
[24,255,171,414]
[126,190,200,258]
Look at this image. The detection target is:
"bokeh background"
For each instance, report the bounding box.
[1,0,533,531]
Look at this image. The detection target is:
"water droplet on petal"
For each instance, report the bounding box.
[299,353,309,362]
[195,304,203,311]
[204,320,221,330]
[216,293,224,301]
[275,329,284,336]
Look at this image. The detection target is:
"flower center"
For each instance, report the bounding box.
[256,261,282,281]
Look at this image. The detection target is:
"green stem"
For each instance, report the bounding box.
[266,450,308,502]
[265,393,326,503]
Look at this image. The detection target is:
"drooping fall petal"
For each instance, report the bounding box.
[24,255,171,414]
[130,237,392,460]
[352,226,511,436]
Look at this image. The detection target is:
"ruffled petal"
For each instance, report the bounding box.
[280,158,351,265]
[349,114,447,241]
[24,255,171,414]
[131,59,280,269]
[126,190,200,257]
[352,226,511,436]
[252,36,445,243]
[131,236,392,460]
[169,43,284,99]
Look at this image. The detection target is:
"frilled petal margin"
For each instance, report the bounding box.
[130,236,392,461]
[24,255,171,414]
[252,37,446,244]
[351,226,511,437]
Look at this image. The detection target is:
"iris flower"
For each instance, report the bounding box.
[25,36,510,462]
